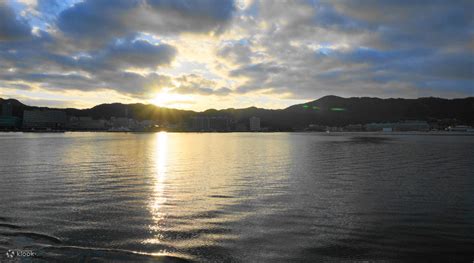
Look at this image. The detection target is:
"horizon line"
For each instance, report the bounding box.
[1,95,473,113]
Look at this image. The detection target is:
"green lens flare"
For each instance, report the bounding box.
[330,107,346,111]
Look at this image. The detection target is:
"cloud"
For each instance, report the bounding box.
[57,0,139,45]
[0,69,173,98]
[173,74,232,96]
[0,2,32,41]
[230,62,285,78]
[216,39,253,64]
[219,0,474,99]
[76,39,177,71]
[147,0,234,24]
[331,0,474,49]
[0,81,32,90]
[1,0,473,109]
[57,0,236,47]
[0,32,177,98]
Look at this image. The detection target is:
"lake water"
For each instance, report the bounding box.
[0,132,473,262]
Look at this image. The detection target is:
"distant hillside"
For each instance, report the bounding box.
[282,96,474,128]
[2,96,474,129]
[0,98,30,117]
[64,103,196,124]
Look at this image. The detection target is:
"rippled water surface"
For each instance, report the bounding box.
[1,132,474,262]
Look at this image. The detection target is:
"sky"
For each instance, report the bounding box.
[0,0,473,110]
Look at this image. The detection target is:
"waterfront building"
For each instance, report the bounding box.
[235,123,248,132]
[0,102,21,129]
[307,124,326,132]
[0,116,21,129]
[68,116,107,130]
[209,116,231,131]
[190,116,231,131]
[395,120,429,131]
[23,110,67,130]
[111,117,136,129]
[344,124,364,132]
[139,120,156,128]
[327,126,343,132]
[191,116,210,131]
[448,125,474,132]
[132,120,158,131]
[249,116,261,131]
[366,121,429,132]
[365,123,395,132]
[1,102,13,116]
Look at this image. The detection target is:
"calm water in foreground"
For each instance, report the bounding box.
[0,132,473,262]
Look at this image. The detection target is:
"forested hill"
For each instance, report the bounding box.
[2,96,473,129]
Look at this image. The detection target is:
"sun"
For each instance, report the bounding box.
[150,89,192,108]
[152,91,171,107]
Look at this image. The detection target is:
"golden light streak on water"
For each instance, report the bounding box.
[148,132,169,240]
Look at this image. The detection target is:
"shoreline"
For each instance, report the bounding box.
[1,130,474,136]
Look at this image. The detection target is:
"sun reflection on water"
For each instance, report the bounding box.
[148,132,168,240]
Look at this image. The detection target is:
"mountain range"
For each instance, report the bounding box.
[1,96,473,130]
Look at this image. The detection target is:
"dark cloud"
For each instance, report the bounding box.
[147,0,234,22]
[0,69,172,98]
[0,30,56,70]
[76,39,177,71]
[57,0,235,47]
[224,0,473,99]
[217,40,253,64]
[97,72,172,97]
[173,74,231,96]
[175,85,232,96]
[314,47,474,84]
[0,2,31,41]
[57,0,139,45]
[1,33,175,68]
[230,62,285,78]
[313,3,368,32]
[0,81,32,90]
[0,29,176,98]
[232,45,474,98]
[331,0,474,49]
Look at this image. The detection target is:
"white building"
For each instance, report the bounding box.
[249,116,261,131]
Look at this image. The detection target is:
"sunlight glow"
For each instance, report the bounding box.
[151,88,192,108]
[148,132,168,239]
